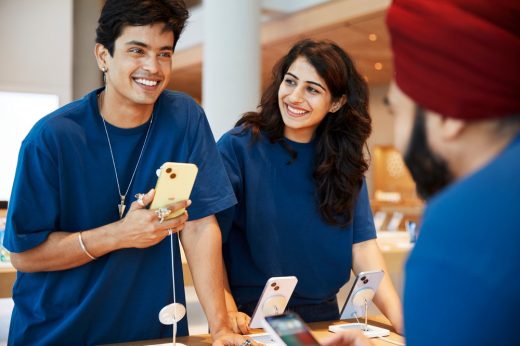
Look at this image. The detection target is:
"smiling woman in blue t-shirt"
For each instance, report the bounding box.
[217,39,403,335]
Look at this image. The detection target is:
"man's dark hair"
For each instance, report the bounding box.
[96,0,189,56]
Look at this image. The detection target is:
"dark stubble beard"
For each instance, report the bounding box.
[403,106,454,200]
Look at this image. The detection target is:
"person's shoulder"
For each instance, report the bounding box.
[25,93,91,145]
[158,90,202,113]
[427,135,520,216]
[218,125,259,148]
[154,90,207,132]
[419,142,519,243]
[159,89,196,102]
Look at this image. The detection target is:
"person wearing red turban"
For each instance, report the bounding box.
[322,0,520,345]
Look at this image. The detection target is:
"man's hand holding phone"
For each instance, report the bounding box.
[110,162,198,249]
[114,188,191,249]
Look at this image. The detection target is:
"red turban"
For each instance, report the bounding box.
[387,0,520,120]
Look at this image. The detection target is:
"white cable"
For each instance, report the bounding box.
[364,298,368,331]
[353,312,361,324]
[170,233,177,345]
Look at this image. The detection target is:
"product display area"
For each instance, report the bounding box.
[103,317,403,346]
[0,210,411,344]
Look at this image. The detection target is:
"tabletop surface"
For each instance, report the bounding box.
[104,317,405,346]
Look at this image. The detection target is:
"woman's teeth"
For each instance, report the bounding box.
[287,105,307,114]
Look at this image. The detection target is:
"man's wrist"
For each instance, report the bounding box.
[100,220,124,251]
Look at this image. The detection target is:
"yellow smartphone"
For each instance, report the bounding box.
[150,162,198,220]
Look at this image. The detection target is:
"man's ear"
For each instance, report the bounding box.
[94,43,109,71]
[442,117,466,140]
[428,110,467,140]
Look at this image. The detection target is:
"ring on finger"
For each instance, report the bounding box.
[240,339,252,346]
[155,207,171,224]
[134,193,145,207]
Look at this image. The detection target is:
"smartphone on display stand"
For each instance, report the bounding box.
[386,212,403,231]
[373,211,387,231]
[331,270,389,338]
[339,270,384,320]
[262,312,321,346]
[150,162,198,220]
[248,276,298,329]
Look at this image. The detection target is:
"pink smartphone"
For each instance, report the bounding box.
[249,276,298,329]
[339,270,384,320]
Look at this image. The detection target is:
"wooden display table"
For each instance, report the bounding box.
[105,316,404,345]
[0,262,16,298]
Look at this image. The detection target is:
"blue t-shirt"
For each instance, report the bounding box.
[404,134,520,345]
[3,88,236,346]
[216,127,376,307]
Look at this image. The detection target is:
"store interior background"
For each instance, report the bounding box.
[0,0,422,342]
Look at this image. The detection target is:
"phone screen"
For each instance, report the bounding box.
[265,313,320,346]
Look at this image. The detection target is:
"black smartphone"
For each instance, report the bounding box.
[262,312,321,346]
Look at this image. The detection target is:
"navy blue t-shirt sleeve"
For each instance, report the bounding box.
[215,132,243,242]
[4,137,59,253]
[185,105,237,220]
[352,179,377,243]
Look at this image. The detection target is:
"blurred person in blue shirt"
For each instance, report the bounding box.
[323,0,520,345]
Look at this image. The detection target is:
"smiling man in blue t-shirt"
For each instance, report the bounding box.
[2,1,253,345]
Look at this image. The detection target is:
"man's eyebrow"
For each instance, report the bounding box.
[125,40,148,48]
[125,40,173,51]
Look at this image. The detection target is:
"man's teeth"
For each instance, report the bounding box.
[135,78,158,86]
[288,105,307,114]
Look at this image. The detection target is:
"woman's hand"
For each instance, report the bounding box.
[228,311,251,334]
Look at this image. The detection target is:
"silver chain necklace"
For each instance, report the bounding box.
[99,95,154,218]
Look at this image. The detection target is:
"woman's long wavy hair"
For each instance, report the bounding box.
[236,39,372,227]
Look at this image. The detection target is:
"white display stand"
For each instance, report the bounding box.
[331,289,390,338]
[152,234,187,346]
[248,296,288,345]
[330,322,390,338]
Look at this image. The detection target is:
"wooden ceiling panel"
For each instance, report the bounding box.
[167,3,393,99]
